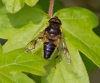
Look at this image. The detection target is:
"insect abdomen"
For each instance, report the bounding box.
[44,41,56,59]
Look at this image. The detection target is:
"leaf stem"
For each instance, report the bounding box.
[48,0,55,18]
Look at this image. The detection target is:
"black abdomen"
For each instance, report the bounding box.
[44,41,56,59]
[43,18,61,59]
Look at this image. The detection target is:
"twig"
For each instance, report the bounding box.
[48,0,55,18]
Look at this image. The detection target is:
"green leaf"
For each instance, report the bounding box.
[0,6,49,53]
[0,1,8,14]
[25,0,38,6]
[0,44,3,55]
[41,7,99,83]
[42,41,89,83]
[28,74,41,83]
[0,47,47,83]
[2,0,38,13]
[80,52,97,72]
[10,72,36,83]
[0,48,47,75]
[54,7,100,67]
[0,72,35,83]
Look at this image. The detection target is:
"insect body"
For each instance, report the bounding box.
[43,17,62,59]
[25,16,70,63]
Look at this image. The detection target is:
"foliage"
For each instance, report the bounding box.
[0,0,99,83]
[2,0,38,13]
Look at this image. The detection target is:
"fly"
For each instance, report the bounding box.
[25,16,71,63]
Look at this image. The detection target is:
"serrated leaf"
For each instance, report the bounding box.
[0,47,48,83]
[54,7,100,67]
[41,7,99,83]
[0,6,49,53]
[42,41,89,83]
[2,0,38,13]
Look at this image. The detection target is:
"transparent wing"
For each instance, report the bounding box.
[25,31,44,52]
[57,34,71,64]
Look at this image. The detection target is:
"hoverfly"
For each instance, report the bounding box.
[25,16,70,63]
